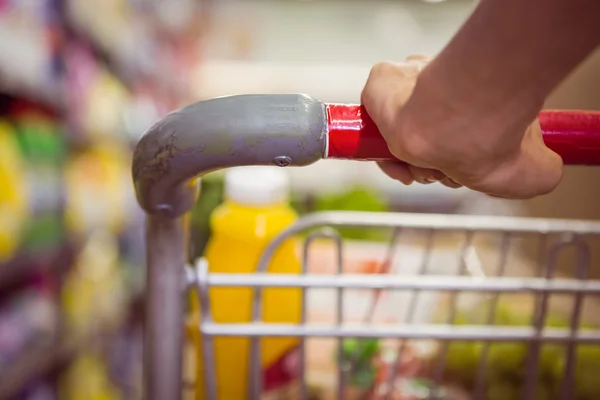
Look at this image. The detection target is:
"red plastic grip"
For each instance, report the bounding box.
[325,104,600,165]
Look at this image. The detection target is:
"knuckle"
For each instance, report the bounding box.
[393,128,436,165]
[370,61,398,77]
[405,53,432,63]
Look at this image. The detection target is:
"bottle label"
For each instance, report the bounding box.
[262,346,301,399]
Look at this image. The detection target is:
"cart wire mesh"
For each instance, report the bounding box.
[185,211,600,400]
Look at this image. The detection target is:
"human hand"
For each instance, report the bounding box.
[361,55,563,199]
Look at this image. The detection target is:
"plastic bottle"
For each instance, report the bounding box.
[193,166,302,399]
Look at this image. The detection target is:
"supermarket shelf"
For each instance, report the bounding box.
[0,296,140,399]
[0,22,66,113]
[62,1,191,101]
[0,243,77,294]
[0,336,75,399]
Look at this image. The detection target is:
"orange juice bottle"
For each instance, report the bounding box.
[194,166,302,399]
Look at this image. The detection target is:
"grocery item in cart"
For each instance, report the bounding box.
[191,166,302,399]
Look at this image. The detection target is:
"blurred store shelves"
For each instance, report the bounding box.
[0,0,209,397]
[0,242,76,294]
[0,19,65,112]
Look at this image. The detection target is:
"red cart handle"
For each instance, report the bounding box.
[326,104,600,165]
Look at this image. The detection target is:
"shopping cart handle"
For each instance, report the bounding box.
[132,94,600,217]
[326,104,600,165]
[132,94,327,217]
[132,94,600,400]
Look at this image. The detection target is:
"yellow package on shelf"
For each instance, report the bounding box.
[0,120,29,261]
[60,353,120,400]
[63,142,130,235]
[61,230,127,337]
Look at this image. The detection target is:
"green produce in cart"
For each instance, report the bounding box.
[314,186,389,241]
[441,299,600,400]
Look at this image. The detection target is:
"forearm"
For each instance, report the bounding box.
[416,0,600,120]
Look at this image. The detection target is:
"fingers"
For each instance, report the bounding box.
[378,162,465,191]
[361,55,432,130]
[405,54,432,63]
[363,54,560,199]
[361,61,418,127]
[407,165,445,184]
[440,177,463,189]
[364,54,470,194]
[378,161,413,185]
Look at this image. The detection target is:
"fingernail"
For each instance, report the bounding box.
[418,177,438,184]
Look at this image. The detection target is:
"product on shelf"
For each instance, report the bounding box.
[83,67,130,142]
[189,166,302,399]
[0,276,58,370]
[61,231,126,337]
[10,102,66,255]
[63,142,131,236]
[0,119,29,261]
[59,353,119,400]
[15,379,58,400]
[105,323,143,400]
[0,0,64,109]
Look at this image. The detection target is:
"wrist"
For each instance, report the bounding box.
[413,60,544,126]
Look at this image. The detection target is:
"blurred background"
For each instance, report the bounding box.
[1,0,599,399]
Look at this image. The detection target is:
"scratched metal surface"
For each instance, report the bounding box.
[132,94,327,218]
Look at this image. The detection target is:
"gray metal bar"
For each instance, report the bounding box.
[253,213,600,254]
[132,94,327,219]
[299,235,314,400]
[560,237,590,400]
[195,259,218,400]
[385,229,435,399]
[199,323,600,342]
[144,215,187,400]
[522,233,550,400]
[332,232,345,400]
[474,232,512,399]
[204,273,600,294]
[433,231,474,386]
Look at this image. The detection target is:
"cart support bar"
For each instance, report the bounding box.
[144,215,187,400]
[200,322,600,343]
[204,273,600,294]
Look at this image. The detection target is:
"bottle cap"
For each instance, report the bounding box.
[224,166,290,206]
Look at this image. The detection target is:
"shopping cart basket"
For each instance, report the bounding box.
[132,94,600,400]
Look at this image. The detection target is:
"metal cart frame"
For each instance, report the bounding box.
[132,94,600,400]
